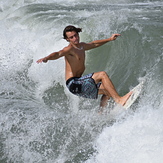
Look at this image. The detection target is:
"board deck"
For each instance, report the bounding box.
[123,81,144,109]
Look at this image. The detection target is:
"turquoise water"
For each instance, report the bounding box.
[0,0,163,162]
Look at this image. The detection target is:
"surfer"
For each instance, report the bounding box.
[37,25,132,108]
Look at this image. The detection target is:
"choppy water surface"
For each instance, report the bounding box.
[0,0,163,162]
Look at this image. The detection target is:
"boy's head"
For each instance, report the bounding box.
[63,25,82,40]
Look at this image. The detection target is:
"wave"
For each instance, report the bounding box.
[0,0,163,162]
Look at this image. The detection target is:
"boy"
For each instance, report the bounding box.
[37,25,132,108]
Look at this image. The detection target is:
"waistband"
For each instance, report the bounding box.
[66,77,77,85]
[66,73,94,85]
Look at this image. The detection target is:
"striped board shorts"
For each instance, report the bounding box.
[66,73,101,99]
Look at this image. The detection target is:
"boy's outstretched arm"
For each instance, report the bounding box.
[84,34,121,50]
[36,46,70,63]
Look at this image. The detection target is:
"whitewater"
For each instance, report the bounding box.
[0,0,163,162]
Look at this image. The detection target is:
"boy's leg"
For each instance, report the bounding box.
[98,83,111,108]
[92,71,132,106]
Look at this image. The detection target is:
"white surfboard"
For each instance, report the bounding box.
[123,81,144,109]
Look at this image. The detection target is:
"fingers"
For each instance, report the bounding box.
[115,34,121,36]
[36,57,48,63]
[113,34,121,39]
[36,59,43,63]
[111,34,121,41]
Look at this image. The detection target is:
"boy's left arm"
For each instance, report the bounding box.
[83,34,121,50]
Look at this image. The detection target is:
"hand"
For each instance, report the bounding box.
[36,57,48,63]
[110,34,121,41]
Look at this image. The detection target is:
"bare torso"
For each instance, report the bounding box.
[65,43,86,80]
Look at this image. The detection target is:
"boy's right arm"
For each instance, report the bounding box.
[36,52,60,63]
[36,46,70,63]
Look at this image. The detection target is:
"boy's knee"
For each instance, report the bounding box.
[93,71,109,82]
[100,71,108,78]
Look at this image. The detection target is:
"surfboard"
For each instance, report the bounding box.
[123,81,144,109]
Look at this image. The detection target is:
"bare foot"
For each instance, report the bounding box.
[117,91,133,106]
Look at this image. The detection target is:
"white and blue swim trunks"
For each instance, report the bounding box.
[66,73,101,99]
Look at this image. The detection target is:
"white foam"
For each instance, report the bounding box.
[1,1,163,162]
[86,104,163,163]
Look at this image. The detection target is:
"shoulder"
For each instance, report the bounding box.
[81,42,95,51]
[59,44,73,57]
[62,44,73,52]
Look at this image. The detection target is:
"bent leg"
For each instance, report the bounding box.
[92,71,132,106]
[100,95,110,107]
[98,83,111,108]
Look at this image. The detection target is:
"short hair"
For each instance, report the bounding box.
[63,25,82,39]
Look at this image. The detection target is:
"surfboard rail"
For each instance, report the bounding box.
[123,81,144,109]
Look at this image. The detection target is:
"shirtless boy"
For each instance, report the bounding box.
[37,25,132,108]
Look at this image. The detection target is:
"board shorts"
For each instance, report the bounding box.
[66,73,101,99]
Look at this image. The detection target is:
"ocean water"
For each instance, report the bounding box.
[0,0,163,162]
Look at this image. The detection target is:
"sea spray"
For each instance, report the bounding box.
[0,0,163,162]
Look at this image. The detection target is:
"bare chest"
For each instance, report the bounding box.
[69,49,85,62]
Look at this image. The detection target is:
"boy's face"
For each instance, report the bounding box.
[66,31,80,45]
